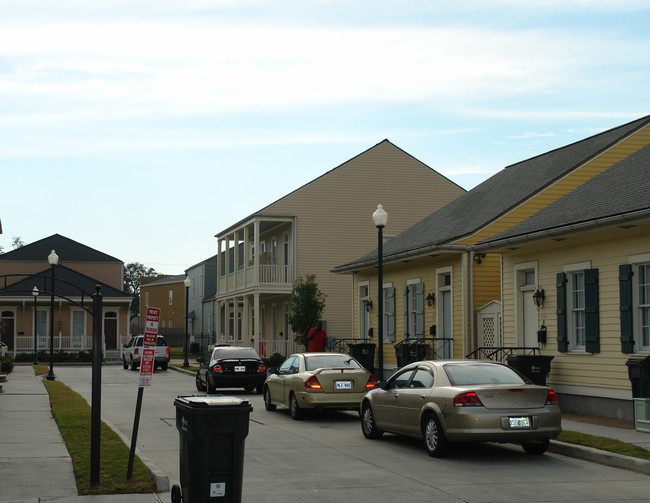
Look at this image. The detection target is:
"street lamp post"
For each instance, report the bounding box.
[46,250,59,381]
[372,204,388,379]
[32,286,39,365]
[183,277,192,368]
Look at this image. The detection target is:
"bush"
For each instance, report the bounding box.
[0,355,15,373]
[264,352,286,369]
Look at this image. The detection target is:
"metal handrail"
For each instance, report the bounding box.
[466,346,539,362]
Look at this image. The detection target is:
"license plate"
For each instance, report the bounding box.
[509,416,531,429]
[234,366,246,372]
[335,380,352,390]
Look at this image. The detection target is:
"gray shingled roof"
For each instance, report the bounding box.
[476,143,650,248]
[0,234,122,263]
[333,114,650,272]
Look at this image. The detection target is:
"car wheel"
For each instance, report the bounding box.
[122,358,128,370]
[160,362,168,371]
[130,358,137,371]
[522,438,550,455]
[422,413,449,458]
[171,484,182,503]
[207,376,216,394]
[289,393,303,420]
[244,384,255,392]
[361,402,383,439]
[195,373,206,392]
[256,384,263,395]
[264,387,276,411]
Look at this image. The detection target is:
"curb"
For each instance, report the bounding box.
[549,440,650,476]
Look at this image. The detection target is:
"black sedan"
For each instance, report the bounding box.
[195,346,267,394]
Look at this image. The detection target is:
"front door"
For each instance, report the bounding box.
[0,311,15,350]
[521,289,538,348]
[104,312,118,350]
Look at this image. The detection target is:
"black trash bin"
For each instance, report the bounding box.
[348,343,376,373]
[626,356,650,398]
[506,355,554,386]
[172,395,253,503]
[394,339,428,367]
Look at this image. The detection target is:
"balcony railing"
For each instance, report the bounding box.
[466,346,539,362]
[259,264,291,284]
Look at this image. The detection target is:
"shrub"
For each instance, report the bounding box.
[0,355,15,373]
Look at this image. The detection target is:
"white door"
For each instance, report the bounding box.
[521,288,538,348]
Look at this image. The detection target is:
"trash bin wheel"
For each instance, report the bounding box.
[171,484,182,503]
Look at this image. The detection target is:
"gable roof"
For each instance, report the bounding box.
[333,114,650,272]
[0,234,122,263]
[140,274,186,287]
[216,139,465,236]
[476,142,650,249]
[0,264,131,300]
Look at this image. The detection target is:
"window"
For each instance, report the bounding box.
[409,368,434,388]
[390,368,415,389]
[403,281,424,338]
[557,265,599,353]
[169,289,173,305]
[72,311,85,343]
[620,257,650,353]
[437,268,453,358]
[168,320,173,329]
[384,286,396,342]
[36,311,47,345]
[145,292,149,308]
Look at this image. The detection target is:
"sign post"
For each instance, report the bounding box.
[127,307,160,479]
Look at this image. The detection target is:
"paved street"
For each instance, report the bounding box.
[52,365,650,503]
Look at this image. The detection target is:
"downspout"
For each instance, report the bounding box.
[469,250,475,356]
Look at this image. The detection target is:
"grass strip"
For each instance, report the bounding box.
[35,365,157,495]
[557,430,650,460]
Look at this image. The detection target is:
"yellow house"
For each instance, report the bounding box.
[139,274,189,346]
[475,117,650,420]
[333,112,650,418]
[214,140,467,356]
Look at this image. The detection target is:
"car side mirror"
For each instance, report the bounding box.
[196,357,205,364]
[122,344,127,348]
[268,367,278,375]
[377,380,390,390]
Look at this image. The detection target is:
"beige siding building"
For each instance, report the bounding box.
[214,140,466,355]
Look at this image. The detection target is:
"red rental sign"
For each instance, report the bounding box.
[144,307,160,347]
[139,348,155,387]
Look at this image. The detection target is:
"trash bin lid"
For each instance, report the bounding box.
[175,395,251,408]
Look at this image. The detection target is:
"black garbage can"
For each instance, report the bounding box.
[626,356,650,398]
[394,339,428,367]
[349,343,376,373]
[172,395,253,503]
[506,355,554,386]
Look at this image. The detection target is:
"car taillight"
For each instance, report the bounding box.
[258,364,266,373]
[305,375,322,389]
[212,365,222,373]
[545,390,558,405]
[134,348,139,355]
[366,374,378,389]
[166,347,169,355]
[453,391,483,407]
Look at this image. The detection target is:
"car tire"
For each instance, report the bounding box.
[522,438,550,455]
[264,387,276,411]
[361,402,383,439]
[122,359,128,369]
[207,376,216,394]
[160,362,168,371]
[195,373,206,392]
[422,413,449,458]
[256,384,263,395]
[244,384,256,392]
[130,358,137,371]
[171,484,182,503]
[289,393,303,420]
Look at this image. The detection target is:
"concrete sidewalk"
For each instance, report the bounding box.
[1,364,649,502]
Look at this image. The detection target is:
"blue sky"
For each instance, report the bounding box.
[1,0,649,273]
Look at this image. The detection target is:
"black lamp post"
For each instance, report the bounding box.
[372,204,388,379]
[32,286,39,365]
[183,276,192,368]
[46,250,58,381]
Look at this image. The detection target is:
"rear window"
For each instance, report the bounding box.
[444,363,526,386]
[305,355,361,371]
[156,337,168,346]
[213,348,261,360]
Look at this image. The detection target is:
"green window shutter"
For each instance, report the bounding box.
[556,272,568,352]
[415,283,424,338]
[403,286,409,337]
[584,268,600,353]
[386,287,396,342]
[619,264,635,353]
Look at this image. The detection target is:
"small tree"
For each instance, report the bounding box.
[288,274,326,350]
[123,262,158,318]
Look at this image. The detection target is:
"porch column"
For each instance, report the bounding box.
[254,293,260,353]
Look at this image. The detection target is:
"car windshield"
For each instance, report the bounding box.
[213,348,260,360]
[304,355,361,371]
[444,363,526,386]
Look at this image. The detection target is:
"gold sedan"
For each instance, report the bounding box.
[263,352,378,419]
[360,360,561,457]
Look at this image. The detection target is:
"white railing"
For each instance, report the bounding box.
[12,334,128,354]
[259,265,291,284]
